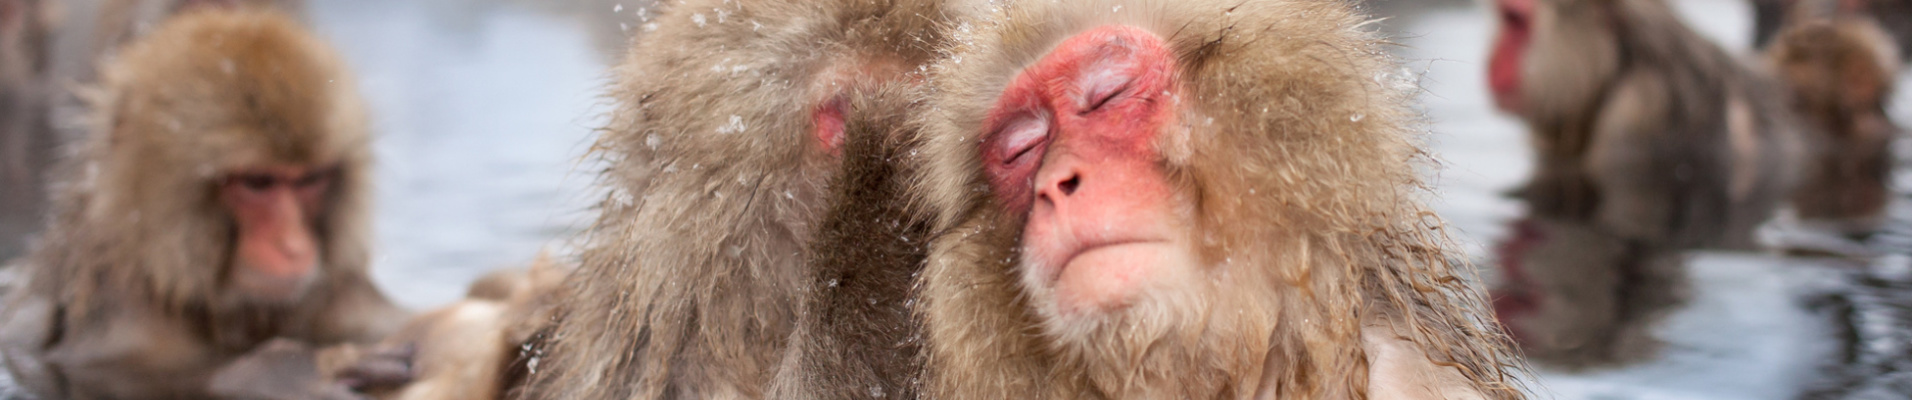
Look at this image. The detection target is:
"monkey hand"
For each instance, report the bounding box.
[209,339,371,400]
[323,342,417,393]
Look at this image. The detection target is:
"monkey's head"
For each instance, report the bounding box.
[919,1,1511,396]
[1768,18,1901,121]
[1488,0,1622,120]
[48,9,370,310]
[592,0,953,233]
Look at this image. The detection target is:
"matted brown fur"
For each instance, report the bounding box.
[913,0,1521,398]
[1,8,403,398]
[766,84,932,399]
[516,0,956,398]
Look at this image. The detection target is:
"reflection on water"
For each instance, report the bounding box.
[1387,0,1912,399]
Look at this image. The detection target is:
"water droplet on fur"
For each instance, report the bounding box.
[716,115,746,134]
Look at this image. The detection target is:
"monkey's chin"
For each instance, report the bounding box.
[1036,242,1188,318]
[229,264,320,305]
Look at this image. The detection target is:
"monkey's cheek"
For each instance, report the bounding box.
[1048,243,1183,317]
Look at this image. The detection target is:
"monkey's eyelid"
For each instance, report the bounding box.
[1079,67,1136,113]
[1084,82,1130,114]
[996,117,1050,165]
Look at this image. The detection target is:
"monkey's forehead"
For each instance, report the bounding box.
[98,10,367,167]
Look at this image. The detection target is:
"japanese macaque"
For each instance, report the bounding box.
[1753,0,1912,61]
[0,9,407,399]
[911,1,1521,398]
[1485,0,1803,366]
[1490,0,1803,250]
[765,85,930,400]
[0,0,55,261]
[515,0,952,398]
[1767,17,1902,235]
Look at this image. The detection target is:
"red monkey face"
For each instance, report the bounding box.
[982,25,1197,324]
[220,164,332,303]
[1488,0,1535,114]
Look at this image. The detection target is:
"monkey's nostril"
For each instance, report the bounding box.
[1059,175,1080,196]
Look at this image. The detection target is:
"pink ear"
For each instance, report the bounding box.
[813,95,848,155]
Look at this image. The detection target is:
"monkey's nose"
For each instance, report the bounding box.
[1036,168,1083,207]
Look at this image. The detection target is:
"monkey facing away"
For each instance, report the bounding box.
[911,0,1522,398]
[0,9,407,399]
[764,83,932,400]
[514,0,955,398]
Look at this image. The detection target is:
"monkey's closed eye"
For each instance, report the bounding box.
[997,117,1050,166]
[1081,72,1133,115]
[1085,85,1129,114]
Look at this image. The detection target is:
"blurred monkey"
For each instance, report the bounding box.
[1487,0,1807,366]
[0,9,406,399]
[514,0,957,398]
[1767,17,1903,235]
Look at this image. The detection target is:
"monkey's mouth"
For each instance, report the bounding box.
[1037,239,1176,314]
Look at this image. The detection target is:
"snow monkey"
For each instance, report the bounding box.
[1489,0,1804,250]
[514,0,957,398]
[0,9,407,399]
[911,0,1523,398]
[1753,0,1912,62]
[1767,15,1903,235]
[1485,0,1812,367]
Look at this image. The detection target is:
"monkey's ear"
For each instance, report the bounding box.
[814,95,849,155]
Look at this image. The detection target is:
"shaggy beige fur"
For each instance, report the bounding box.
[912,1,1523,398]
